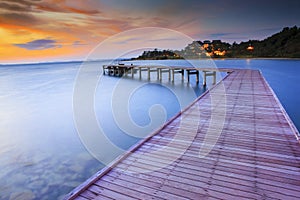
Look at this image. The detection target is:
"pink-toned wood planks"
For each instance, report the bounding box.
[65,69,300,200]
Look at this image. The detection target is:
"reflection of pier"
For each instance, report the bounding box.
[103,65,227,86]
[66,68,300,200]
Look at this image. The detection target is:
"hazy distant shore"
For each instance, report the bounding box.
[2,57,300,66]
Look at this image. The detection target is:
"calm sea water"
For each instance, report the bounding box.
[0,59,299,199]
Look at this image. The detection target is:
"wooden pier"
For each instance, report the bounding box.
[66,69,300,199]
[102,65,223,85]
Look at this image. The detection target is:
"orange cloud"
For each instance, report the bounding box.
[0,20,94,63]
[0,0,219,63]
[34,0,103,14]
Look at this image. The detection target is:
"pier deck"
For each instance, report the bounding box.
[66,69,300,200]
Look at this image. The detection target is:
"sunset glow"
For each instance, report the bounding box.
[0,0,299,63]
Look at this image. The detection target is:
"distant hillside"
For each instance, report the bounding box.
[135,49,183,60]
[133,26,300,59]
[229,26,300,58]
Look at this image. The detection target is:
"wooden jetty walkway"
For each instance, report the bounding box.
[102,65,228,85]
[66,68,300,199]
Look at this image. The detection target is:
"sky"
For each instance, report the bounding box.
[0,0,299,63]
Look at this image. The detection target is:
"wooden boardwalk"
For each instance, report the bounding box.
[66,69,300,200]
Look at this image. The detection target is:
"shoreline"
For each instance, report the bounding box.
[127,57,300,62]
[1,57,300,66]
[213,57,300,60]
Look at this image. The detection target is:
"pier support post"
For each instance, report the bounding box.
[213,71,216,85]
[131,67,134,78]
[148,68,150,80]
[187,69,199,83]
[159,68,162,81]
[139,68,142,79]
[157,68,159,80]
[203,71,207,86]
[181,70,184,82]
[171,69,175,82]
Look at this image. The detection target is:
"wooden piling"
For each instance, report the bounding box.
[102,65,227,86]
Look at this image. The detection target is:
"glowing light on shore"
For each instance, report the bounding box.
[247,45,254,51]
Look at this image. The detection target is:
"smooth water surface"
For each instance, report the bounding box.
[0,59,299,199]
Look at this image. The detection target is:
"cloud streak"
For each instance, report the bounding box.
[14,39,62,50]
[0,0,300,63]
[72,41,87,46]
[0,12,41,26]
[0,0,103,14]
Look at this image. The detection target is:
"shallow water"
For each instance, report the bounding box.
[0,59,299,199]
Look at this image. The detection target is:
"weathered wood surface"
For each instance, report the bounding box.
[66,69,300,200]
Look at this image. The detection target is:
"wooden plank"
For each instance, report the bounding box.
[121,151,300,184]
[96,177,189,200]
[115,157,300,196]
[65,68,300,200]
[73,196,88,200]
[88,184,138,200]
[141,139,300,168]
[79,190,98,200]
[105,170,212,199]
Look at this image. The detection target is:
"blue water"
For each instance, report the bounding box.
[0,59,299,199]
